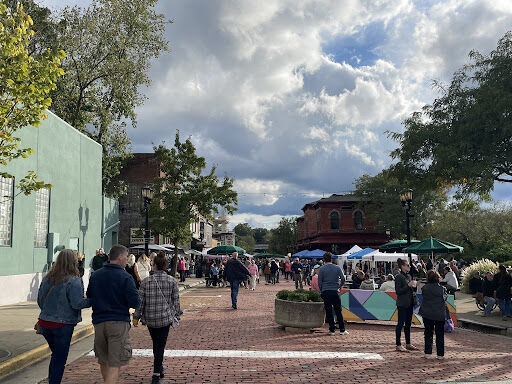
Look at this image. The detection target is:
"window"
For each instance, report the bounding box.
[316,211,321,232]
[34,188,50,247]
[354,210,363,231]
[0,177,14,246]
[329,211,339,230]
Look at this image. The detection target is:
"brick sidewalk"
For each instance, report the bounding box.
[41,281,512,384]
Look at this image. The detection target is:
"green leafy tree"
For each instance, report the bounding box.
[150,132,238,275]
[234,223,253,237]
[353,168,447,239]
[390,32,512,198]
[0,0,64,194]
[253,227,269,244]
[269,217,297,255]
[47,0,170,197]
[234,223,255,252]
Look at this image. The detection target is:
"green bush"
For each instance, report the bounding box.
[460,259,499,293]
[276,289,323,302]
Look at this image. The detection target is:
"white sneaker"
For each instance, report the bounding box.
[424,354,434,359]
[436,355,445,360]
[339,330,349,335]
[328,331,336,336]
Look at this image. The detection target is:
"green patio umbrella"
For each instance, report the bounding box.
[185,249,203,256]
[207,245,247,255]
[402,237,463,263]
[254,253,285,258]
[379,239,420,253]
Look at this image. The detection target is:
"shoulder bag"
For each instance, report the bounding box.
[153,275,179,327]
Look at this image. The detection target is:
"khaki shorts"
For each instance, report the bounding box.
[93,321,132,367]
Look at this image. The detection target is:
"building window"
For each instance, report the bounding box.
[316,211,321,233]
[354,210,363,231]
[34,188,50,247]
[0,177,14,246]
[329,211,339,230]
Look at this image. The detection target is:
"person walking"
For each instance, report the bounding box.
[318,252,348,335]
[76,251,85,278]
[133,252,181,383]
[270,260,279,284]
[136,254,152,281]
[37,249,91,384]
[87,245,141,384]
[224,252,250,309]
[284,261,291,280]
[91,248,108,272]
[263,261,271,285]
[291,258,303,290]
[248,259,259,290]
[178,257,186,282]
[395,258,419,352]
[125,254,142,289]
[494,265,512,320]
[419,270,447,359]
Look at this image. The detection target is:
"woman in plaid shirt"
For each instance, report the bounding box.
[133,252,180,384]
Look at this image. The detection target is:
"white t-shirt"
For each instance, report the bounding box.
[442,271,459,289]
[137,261,151,280]
[379,280,395,292]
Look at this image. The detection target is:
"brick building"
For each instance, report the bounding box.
[296,194,387,254]
[118,154,213,250]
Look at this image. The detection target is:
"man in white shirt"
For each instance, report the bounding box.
[379,274,396,292]
[442,266,459,297]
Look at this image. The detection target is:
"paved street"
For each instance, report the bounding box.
[40,281,512,384]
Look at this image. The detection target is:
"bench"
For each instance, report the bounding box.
[458,317,508,335]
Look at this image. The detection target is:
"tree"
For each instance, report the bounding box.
[47,0,170,197]
[234,223,253,237]
[149,132,238,275]
[353,168,447,239]
[253,227,269,244]
[0,0,64,194]
[390,32,512,198]
[234,223,255,253]
[268,217,297,255]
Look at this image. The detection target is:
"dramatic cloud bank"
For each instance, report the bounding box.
[44,0,512,228]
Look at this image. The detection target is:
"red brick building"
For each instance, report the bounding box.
[296,194,387,254]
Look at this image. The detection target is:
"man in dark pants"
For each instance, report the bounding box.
[224,252,250,309]
[395,258,419,352]
[318,252,348,335]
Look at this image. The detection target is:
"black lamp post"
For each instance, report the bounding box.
[400,189,414,264]
[141,185,154,257]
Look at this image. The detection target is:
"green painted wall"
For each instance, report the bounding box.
[0,111,116,276]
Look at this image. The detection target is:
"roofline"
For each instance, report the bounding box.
[46,110,102,148]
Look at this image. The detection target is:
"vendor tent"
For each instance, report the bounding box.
[347,248,375,260]
[362,251,419,262]
[379,240,420,253]
[296,249,338,259]
[336,245,362,265]
[207,245,247,255]
[292,250,310,257]
[131,244,170,251]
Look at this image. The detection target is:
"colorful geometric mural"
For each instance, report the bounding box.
[339,289,457,326]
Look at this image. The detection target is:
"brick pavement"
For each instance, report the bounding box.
[40,281,512,384]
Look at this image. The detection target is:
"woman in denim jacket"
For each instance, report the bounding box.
[37,249,91,384]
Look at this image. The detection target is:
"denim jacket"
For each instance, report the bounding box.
[37,276,91,325]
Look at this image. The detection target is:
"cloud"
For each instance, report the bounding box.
[228,213,299,230]
[41,0,512,228]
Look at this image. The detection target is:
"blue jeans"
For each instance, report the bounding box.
[498,298,512,317]
[483,296,496,315]
[41,324,75,384]
[230,280,240,306]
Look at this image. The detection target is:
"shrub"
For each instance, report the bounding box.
[276,289,323,302]
[460,259,499,293]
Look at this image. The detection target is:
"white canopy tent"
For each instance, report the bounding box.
[336,245,362,265]
[362,251,419,262]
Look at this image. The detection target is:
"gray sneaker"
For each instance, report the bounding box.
[328,331,336,336]
[339,330,349,335]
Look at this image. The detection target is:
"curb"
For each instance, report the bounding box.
[178,280,205,292]
[0,324,94,380]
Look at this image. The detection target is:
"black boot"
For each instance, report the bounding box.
[151,375,160,384]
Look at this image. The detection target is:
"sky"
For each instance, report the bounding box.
[40,0,512,229]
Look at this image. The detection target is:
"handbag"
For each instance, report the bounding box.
[34,284,55,334]
[444,305,454,333]
[153,275,179,327]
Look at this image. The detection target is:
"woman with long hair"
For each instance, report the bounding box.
[37,249,91,384]
[133,251,181,384]
[137,254,152,281]
[495,265,512,320]
[126,254,142,289]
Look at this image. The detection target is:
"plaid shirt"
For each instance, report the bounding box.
[134,271,181,328]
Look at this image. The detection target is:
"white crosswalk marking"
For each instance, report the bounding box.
[87,349,383,360]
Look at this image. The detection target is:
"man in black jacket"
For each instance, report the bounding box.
[482,272,496,316]
[224,252,250,309]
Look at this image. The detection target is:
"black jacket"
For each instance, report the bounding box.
[224,258,250,283]
[494,273,512,300]
[270,261,279,274]
[419,282,447,322]
[482,278,495,298]
[395,271,414,308]
[468,277,483,294]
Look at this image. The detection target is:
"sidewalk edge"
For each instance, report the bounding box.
[0,324,94,380]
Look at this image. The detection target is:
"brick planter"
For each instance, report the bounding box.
[274,298,325,330]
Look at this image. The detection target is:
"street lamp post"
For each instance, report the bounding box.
[141,185,154,257]
[399,189,414,265]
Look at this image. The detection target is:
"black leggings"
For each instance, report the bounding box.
[148,325,171,375]
[396,306,413,346]
[423,318,444,356]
